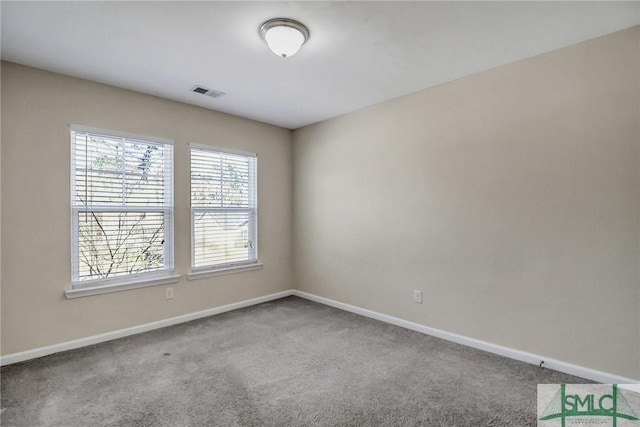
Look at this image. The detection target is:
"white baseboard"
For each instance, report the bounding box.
[292,290,640,385]
[3,288,638,384]
[1,290,294,366]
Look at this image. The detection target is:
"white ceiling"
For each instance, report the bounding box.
[2,1,639,129]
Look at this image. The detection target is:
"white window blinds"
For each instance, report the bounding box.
[71,126,174,285]
[190,144,257,270]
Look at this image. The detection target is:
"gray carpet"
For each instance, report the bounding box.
[1,296,589,426]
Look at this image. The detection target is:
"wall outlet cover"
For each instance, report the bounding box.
[413,290,423,304]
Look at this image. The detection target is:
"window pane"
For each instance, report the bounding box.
[190,146,257,270]
[191,149,253,208]
[71,127,174,284]
[193,211,254,268]
[77,211,166,281]
[72,133,169,207]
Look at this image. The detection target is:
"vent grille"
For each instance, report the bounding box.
[191,85,226,99]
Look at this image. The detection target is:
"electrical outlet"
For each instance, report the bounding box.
[165,287,174,300]
[413,290,423,304]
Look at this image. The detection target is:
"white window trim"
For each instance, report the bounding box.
[187,262,263,281]
[69,124,175,292]
[65,271,180,299]
[70,124,174,146]
[189,143,259,276]
[189,143,255,158]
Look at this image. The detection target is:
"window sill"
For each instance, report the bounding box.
[187,263,263,281]
[65,273,181,299]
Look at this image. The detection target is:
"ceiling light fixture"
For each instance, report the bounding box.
[259,18,309,58]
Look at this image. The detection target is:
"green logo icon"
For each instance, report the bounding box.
[539,384,639,427]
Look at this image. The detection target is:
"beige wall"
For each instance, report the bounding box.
[293,27,640,379]
[637,28,640,379]
[1,62,293,355]
[2,27,639,380]
[0,63,3,355]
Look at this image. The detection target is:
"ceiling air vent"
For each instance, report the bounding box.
[191,85,226,99]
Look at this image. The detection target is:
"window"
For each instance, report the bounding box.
[190,144,258,273]
[70,125,174,288]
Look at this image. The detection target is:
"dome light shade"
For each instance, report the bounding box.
[264,26,305,58]
[259,18,309,58]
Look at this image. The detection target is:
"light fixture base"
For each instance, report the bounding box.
[259,18,310,57]
[259,18,310,43]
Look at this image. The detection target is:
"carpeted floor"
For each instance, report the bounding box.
[1,296,589,426]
